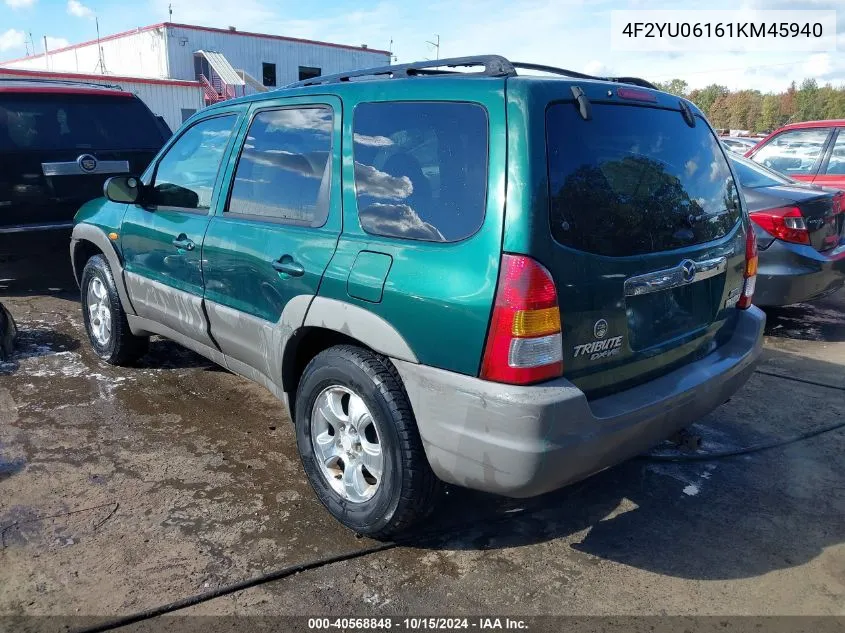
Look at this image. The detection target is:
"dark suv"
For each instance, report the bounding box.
[71,56,766,537]
[0,78,169,254]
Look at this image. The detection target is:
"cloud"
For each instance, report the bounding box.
[45,36,70,50]
[5,0,36,8]
[262,108,332,133]
[0,29,26,52]
[354,133,394,147]
[242,148,328,178]
[354,162,413,199]
[584,60,612,76]
[67,0,93,18]
[358,203,445,241]
[803,53,833,78]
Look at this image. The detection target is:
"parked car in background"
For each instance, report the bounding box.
[721,137,758,154]
[70,55,765,537]
[730,154,845,306]
[745,119,845,189]
[0,78,170,256]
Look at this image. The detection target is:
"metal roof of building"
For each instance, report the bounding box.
[196,50,245,86]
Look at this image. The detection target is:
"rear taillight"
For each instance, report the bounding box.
[480,254,563,385]
[749,206,810,245]
[738,227,758,310]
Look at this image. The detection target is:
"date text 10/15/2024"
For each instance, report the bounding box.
[308,617,529,630]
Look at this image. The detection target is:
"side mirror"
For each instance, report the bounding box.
[104,176,142,204]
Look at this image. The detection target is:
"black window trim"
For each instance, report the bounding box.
[145,111,241,216]
[223,103,335,228]
[351,99,491,245]
[751,126,835,178]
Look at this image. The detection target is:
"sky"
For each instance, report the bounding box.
[0,0,842,93]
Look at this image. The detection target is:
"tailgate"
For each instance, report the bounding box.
[0,91,164,229]
[542,98,748,397]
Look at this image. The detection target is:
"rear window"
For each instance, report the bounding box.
[547,103,741,257]
[730,154,794,189]
[352,101,488,243]
[0,93,164,152]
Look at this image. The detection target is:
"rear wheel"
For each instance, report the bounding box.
[294,345,440,538]
[81,255,148,365]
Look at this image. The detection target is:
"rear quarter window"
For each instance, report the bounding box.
[352,101,488,242]
[547,103,741,257]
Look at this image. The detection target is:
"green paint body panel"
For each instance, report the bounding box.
[316,78,508,376]
[347,251,393,303]
[505,78,748,396]
[202,95,344,324]
[73,198,127,245]
[73,73,753,395]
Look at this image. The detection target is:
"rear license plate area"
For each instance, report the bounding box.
[626,277,722,351]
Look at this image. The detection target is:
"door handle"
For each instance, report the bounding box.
[172,235,195,251]
[272,255,304,277]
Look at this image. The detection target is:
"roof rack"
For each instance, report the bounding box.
[0,77,124,91]
[282,54,657,91]
[284,55,515,88]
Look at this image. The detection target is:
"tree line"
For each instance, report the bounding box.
[653,78,845,134]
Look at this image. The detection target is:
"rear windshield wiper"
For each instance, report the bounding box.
[687,208,732,225]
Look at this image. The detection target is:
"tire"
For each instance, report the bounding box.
[80,254,148,365]
[294,345,440,538]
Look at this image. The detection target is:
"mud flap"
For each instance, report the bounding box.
[0,302,17,361]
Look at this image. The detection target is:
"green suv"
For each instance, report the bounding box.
[70,56,765,537]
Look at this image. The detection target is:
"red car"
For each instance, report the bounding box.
[745,119,845,190]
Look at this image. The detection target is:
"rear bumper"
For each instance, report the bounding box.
[395,306,765,498]
[0,222,73,258]
[755,239,845,307]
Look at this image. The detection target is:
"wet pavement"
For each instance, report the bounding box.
[1,250,844,621]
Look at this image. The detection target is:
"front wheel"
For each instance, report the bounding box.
[294,345,440,538]
[80,254,148,365]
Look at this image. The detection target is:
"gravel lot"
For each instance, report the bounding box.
[1,250,844,628]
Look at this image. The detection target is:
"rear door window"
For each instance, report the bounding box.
[547,103,740,257]
[750,127,831,176]
[822,131,845,176]
[0,93,165,151]
[352,101,488,242]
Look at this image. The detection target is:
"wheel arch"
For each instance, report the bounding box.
[281,297,419,419]
[70,224,136,316]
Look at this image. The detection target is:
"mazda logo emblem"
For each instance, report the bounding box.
[77,154,97,173]
[681,260,696,282]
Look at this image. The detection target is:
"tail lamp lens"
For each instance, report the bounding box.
[480,254,563,385]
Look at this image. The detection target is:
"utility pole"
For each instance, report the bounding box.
[169,3,173,20]
[426,34,440,60]
[94,17,107,74]
[43,35,48,70]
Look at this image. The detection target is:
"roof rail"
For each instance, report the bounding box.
[281,55,658,91]
[0,77,124,91]
[511,62,658,90]
[283,55,515,88]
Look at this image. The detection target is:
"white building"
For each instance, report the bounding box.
[0,22,391,130]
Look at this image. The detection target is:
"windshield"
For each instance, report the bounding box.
[0,92,165,152]
[547,103,741,257]
[730,154,796,189]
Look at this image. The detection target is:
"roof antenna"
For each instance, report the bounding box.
[425,34,440,60]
